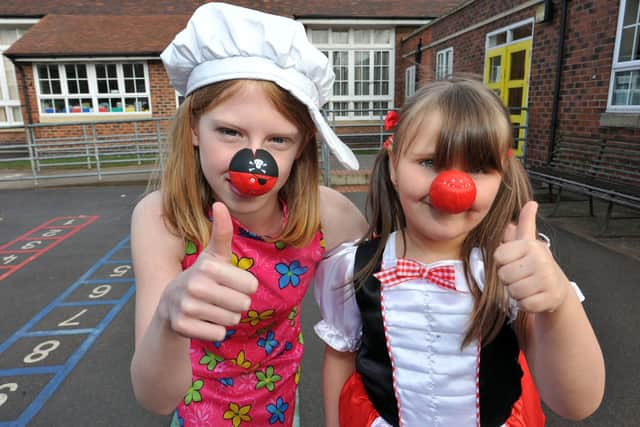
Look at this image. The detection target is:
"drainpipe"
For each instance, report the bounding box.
[548,0,569,161]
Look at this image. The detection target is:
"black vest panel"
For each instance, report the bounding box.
[353,239,523,427]
[354,239,399,426]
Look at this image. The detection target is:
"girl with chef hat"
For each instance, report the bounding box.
[130,3,367,426]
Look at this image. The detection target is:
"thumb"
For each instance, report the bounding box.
[205,202,233,260]
[502,222,517,243]
[515,200,538,241]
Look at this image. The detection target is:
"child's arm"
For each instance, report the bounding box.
[130,191,257,414]
[495,201,605,420]
[318,185,368,251]
[323,347,356,427]
[313,189,366,425]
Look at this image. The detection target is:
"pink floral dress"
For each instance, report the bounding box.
[174,209,324,427]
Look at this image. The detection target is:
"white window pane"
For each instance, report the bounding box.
[373,101,388,115]
[0,29,18,45]
[623,0,639,26]
[11,106,22,122]
[354,101,369,116]
[311,29,329,44]
[332,30,348,44]
[374,29,390,44]
[0,107,6,122]
[489,56,502,83]
[619,27,636,61]
[354,29,370,44]
[2,58,18,99]
[332,51,348,96]
[355,51,370,96]
[512,24,532,41]
[488,32,507,48]
[612,71,634,105]
[332,101,348,117]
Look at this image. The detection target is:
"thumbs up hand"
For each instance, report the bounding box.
[494,201,569,313]
[160,202,258,342]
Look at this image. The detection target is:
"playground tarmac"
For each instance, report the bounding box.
[0,175,639,426]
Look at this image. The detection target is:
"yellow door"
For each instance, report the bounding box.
[484,40,531,157]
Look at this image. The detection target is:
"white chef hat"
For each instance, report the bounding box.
[161,2,358,170]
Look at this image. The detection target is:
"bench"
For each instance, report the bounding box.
[527,136,640,234]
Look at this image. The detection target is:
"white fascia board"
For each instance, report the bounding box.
[0,18,40,25]
[297,18,431,26]
[13,56,159,62]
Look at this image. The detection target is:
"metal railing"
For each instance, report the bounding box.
[0,118,170,185]
[0,110,390,186]
[0,107,528,186]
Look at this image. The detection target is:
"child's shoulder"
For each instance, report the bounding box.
[318,186,367,252]
[131,190,183,257]
[132,189,163,216]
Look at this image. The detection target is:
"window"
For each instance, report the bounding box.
[405,65,416,98]
[0,27,26,127]
[176,91,185,108]
[435,48,453,80]
[486,21,533,49]
[309,28,394,120]
[609,0,640,111]
[34,62,151,115]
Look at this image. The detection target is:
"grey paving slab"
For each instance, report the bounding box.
[0,183,637,426]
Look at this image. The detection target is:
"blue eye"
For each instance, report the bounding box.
[421,159,435,168]
[217,127,240,137]
[271,136,287,144]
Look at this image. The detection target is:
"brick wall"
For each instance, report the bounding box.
[399,0,640,170]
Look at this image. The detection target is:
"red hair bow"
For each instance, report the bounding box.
[383,110,399,131]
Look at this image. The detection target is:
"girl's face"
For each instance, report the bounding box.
[192,81,304,224]
[389,112,502,257]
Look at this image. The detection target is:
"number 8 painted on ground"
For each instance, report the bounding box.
[23,340,60,364]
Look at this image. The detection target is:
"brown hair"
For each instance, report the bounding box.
[359,76,532,347]
[160,79,320,248]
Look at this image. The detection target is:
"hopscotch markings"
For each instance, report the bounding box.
[0,237,133,426]
[0,216,99,281]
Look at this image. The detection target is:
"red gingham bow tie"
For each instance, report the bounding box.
[374,258,457,290]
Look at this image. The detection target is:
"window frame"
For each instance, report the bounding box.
[309,27,395,121]
[607,0,640,112]
[0,26,26,127]
[405,65,416,98]
[33,62,152,117]
[435,47,453,80]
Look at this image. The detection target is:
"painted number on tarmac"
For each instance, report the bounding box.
[0,216,99,281]
[0,237,134,426]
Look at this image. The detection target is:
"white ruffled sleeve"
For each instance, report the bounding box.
[312,241,362,352]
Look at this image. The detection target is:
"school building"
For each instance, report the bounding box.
[1,1,638,177]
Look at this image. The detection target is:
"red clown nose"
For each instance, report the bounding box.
[428,170,477,214]
[228,148,279,196]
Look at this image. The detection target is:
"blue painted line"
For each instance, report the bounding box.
[0,366,61,377]
[0,236,137,426]
[23,329,95,337]
[101,259,132,264]
[82,278,134,285]
[57,299,121,307]
[0,236,131,355]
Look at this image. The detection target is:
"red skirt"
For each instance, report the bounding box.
[339,351,545,427]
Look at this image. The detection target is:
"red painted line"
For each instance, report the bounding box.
[1,249,44,254]
[0,215,99,281]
